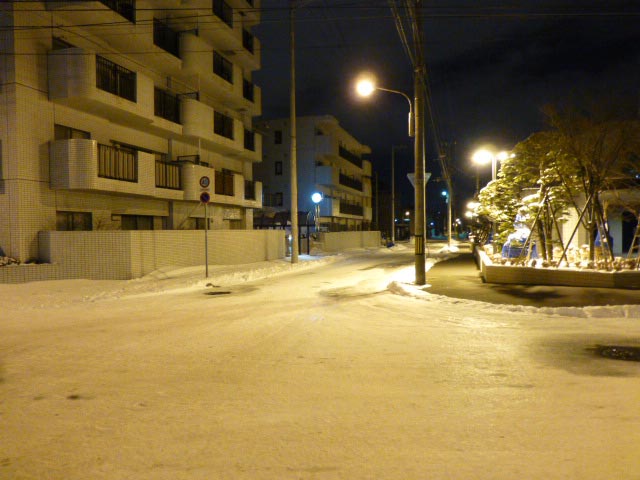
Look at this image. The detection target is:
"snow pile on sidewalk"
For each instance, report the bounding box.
[1,254,342,310]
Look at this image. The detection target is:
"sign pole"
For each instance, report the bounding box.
[199,176,212,279]
[204,202,209,278]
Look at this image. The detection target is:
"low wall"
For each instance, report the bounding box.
[477,248,640,289]
[318,231,381,252]
[0,230,286,283]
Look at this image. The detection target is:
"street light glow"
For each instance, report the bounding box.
[496,151,510,161]
[311,192,323,203]
[472,149,494,166]
[355,78,376,97]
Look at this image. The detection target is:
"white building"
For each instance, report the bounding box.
[255,116,373,232]
[0,0,263,263]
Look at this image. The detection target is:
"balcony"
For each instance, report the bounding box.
[339,173,363,192]
[180,163,260,207]
[155,161,181,190]
[50,139,183,200]
[339,201,364,217]
[180,33,261,116]
[339,146,363,169]
[181,98,245,156]
[180,1,260,71]
[48,48,154,127]
[46,1,135,25]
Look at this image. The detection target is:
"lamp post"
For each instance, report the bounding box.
[356,76,426,285]
[441,190,451,248]
[390,145,407,244]
[471,148,512,244]
[311,192,322,233]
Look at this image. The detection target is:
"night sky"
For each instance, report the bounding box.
[253,1,640,219]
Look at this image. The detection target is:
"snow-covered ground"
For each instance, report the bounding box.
[1,243,639,479]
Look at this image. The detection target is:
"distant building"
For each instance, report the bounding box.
[0,0,263,263]
[255,116,373,232]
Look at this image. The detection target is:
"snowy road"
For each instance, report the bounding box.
[1,247,640,479]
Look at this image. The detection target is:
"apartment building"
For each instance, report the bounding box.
[255,115,373,232]
[0,0,263,263]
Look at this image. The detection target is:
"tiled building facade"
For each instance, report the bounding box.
[0,0,263,263]
[255,115,373,232]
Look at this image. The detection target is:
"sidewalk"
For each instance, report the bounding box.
[426,251,640,307]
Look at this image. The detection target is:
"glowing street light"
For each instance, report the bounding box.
[472,148,512,183]
[355,76,414,137]
[311,192,323,232]
[355,72,426,285]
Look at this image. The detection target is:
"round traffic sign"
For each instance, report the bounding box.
[199,176,210,189]
[200,191,211,204]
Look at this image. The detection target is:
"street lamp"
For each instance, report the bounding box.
[311,192,322,232]
[441,190,451,248]
[355,77,414,137]
[390,145,407,244]
[471,148,512,244]
[355,74,426,285]
[471,148,511,184]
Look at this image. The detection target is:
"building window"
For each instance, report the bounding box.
[98,144,138,182]
[96,56,136,102]
[56,211,92,231]
[275,192,283,207]
[121,215,154,230]
[215,169,234,196]
[213,52,233,83]
[244,180,256,200]
[54,124,90,140]
[154,88,181,124]
[214,111,234,140]
[274,130,282,144]
[244,129,255,151]
[243,78,254,102]
[242,28,254,53]
[213,0,233,28]
[100,0,136,23]
[153,18,180,58]
[275,161,282,175]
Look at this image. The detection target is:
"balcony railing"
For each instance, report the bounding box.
[153,18,180,58]
[339,145,362,168]
[155,161,181,190]
[100,0,135,23]
[213,0,233,28]
[154,88,180,124]
[339,173,363,191]
[215,170,234,196]
[98,144,137,182]
[244,180,256,200]
[242,29,254,53]
[244,129,255,151]
[339,201,363,216]
[96,56,136,102]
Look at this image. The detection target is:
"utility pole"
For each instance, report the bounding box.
[391,145,406,244]
[289,2,299,263]
[411,0,426,285]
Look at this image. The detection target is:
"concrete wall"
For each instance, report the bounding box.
[0,230,285,283]
[477,248,640,289]
[318,231,381,252]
